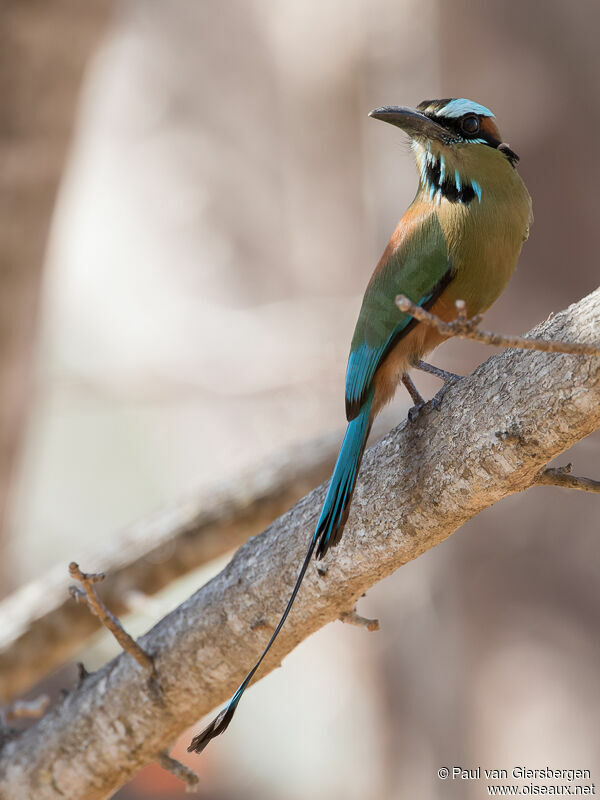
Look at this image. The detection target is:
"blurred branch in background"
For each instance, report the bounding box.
[0,289,598,799]
[0,0,112,597]
[3,695,49,723]
[0,435,338,701]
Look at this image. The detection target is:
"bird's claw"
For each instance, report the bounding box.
[408,402,426,422]
[431,393,444,412]
[430,375,461,411]
[408,374,462,420]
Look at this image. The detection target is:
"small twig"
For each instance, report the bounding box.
[339,608,380,632]
[69,562,155,676]
[157,751,199,792]
[4,695,50,721]
[535,463,600,494]
[396,295,600,356]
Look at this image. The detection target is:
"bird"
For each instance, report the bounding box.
[188,98,532,753]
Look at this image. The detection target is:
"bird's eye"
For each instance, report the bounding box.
[461,115,480,134]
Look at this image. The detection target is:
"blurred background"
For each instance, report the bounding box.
[2,0,599,797]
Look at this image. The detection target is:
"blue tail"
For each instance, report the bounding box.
[187,388,374,754]
[314,387,374,559]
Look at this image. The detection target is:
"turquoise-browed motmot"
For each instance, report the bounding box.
[189,98,532,753]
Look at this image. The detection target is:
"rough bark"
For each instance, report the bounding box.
[0,289,598,799]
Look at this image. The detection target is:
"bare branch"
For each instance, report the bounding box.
[67,569,184,793]
[535,464,600,494]
[0,289,599,799]
[396,295,600,356]
[339,608,380,631]
[69,563,155,676]
[157,751,199,792]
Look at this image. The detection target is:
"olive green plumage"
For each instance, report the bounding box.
[188,99,533,755]
[346,212,451,419]
[348,119,531,426]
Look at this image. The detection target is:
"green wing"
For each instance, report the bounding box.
[345,212,452,420]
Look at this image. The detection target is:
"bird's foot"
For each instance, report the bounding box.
[407,401,426,422]
[430,376,461,411]
[417,360,462,413]
[406,362,463,420]
[403,373,428,421]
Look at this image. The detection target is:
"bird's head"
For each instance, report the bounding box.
[369,98,520,204]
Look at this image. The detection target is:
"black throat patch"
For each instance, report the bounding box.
[425,158,476,204]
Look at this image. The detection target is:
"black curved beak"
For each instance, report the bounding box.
[369,106,454,143]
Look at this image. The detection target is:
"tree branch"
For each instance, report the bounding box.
[1,289,599,799]
[69,564,198,789]
[339,608,380,631]
[396,295,600,356]
[68,563,156,677]
[157,751,199,792]
[534,464,600,493]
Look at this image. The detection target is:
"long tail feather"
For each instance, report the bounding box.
[187,535,317,753]
[188,388,374,754]
[314,387,374,558]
